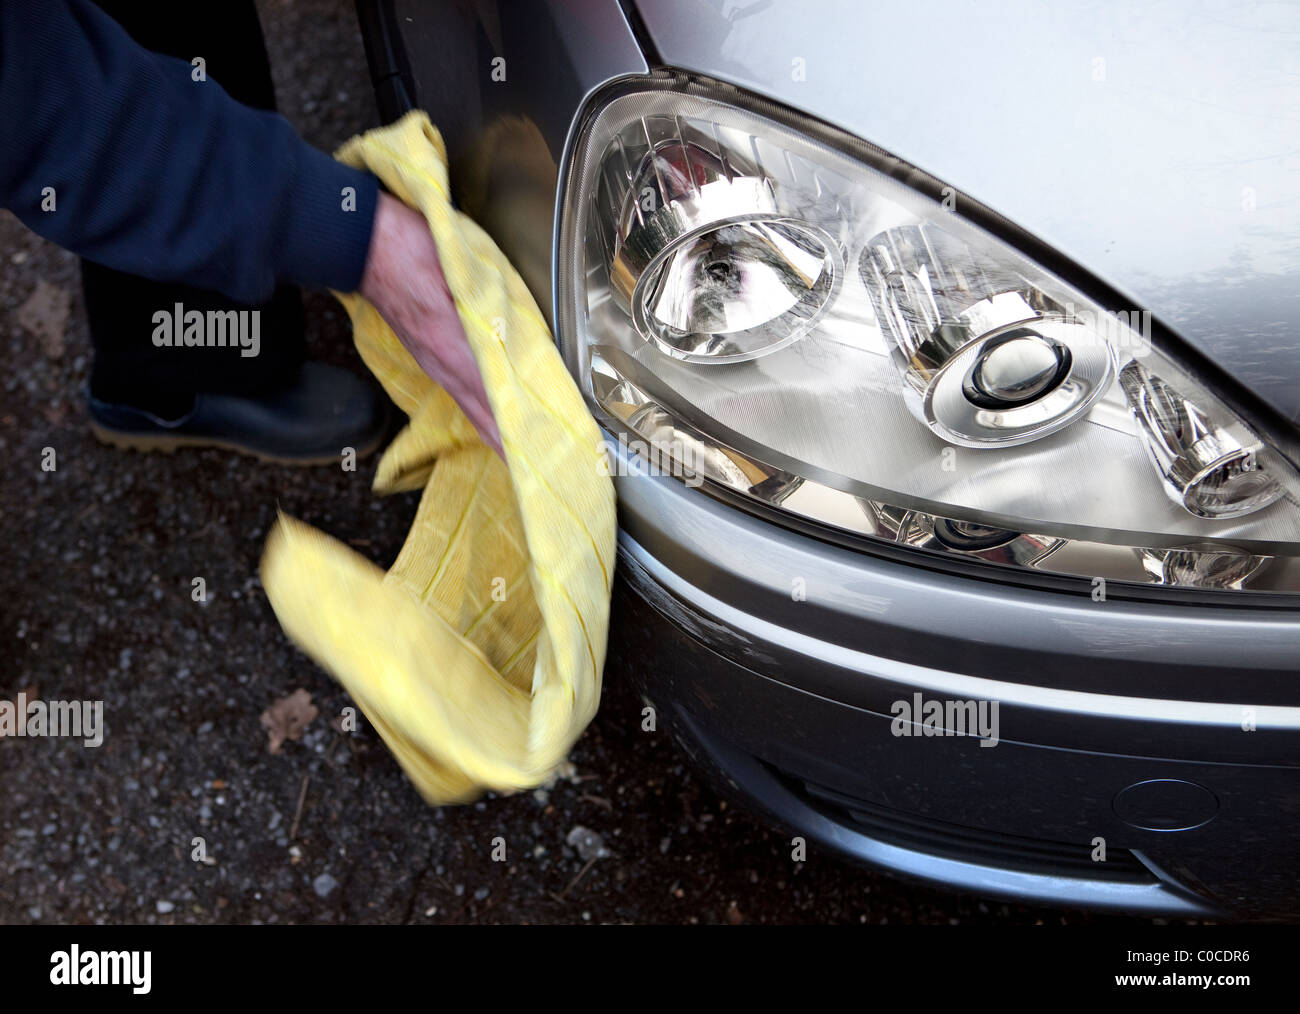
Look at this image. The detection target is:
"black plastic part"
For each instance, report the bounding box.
[353,0,417,123]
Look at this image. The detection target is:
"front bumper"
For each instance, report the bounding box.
[606,442,1300,919]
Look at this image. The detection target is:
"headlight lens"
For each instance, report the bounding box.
[608,139,841,362]
[557,77,1300,593]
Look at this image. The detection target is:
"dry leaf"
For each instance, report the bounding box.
[16,279,70,359]
[260,689,318,754]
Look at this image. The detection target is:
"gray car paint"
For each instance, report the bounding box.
[634,0,1300,425]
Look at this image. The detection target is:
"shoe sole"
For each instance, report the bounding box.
[90,422,386,467]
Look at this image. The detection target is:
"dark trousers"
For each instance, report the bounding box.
[85,1,305,417]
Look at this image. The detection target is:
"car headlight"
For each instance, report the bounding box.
[556,75,1300,594]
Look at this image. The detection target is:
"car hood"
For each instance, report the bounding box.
[635,0,1300,425]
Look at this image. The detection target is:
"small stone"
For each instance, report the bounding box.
[312,873,337,898]
[566,825,611,862]
[156,900,174,914]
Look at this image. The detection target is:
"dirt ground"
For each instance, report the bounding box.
[0,0,1186,925]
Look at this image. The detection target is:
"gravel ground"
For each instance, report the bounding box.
[0,0,1187,926]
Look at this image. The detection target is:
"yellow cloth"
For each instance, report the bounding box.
[260,112,616,804]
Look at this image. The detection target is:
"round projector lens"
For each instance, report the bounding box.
[633,219,839,363]
[964,329,1071,408]
[921,315,1115,447]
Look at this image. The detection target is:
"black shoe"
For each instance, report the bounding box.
[88,362,390,465]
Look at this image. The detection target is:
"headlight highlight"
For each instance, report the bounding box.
[557,77,1300,593]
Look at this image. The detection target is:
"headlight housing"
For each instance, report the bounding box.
[556,74,1300,594]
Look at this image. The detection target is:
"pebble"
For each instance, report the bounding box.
[312,873,338,898]
[566,825,610,862]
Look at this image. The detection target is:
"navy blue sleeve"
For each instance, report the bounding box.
[0,0,380,303]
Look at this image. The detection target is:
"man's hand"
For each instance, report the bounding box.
[359,192,503,456]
